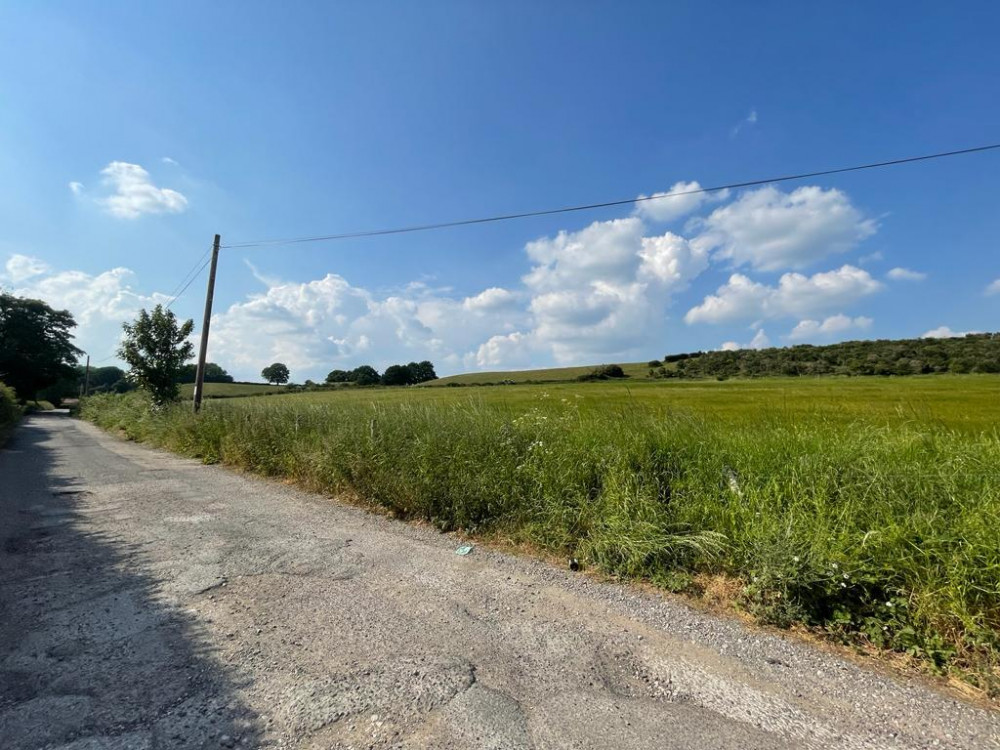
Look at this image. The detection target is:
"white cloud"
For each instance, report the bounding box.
[685,265,882,325]
[3,254,168,361]
[717,328,771,352]
[2,254,51,284]
[886,267,926,281]
[68,181,85,195]
[921,326,980,339]
[207,272,528,379]
[96,161,188,219]
[462,287,517,312]
[161,157,179,166]
[521,219,710,364]
[749,328,770,349]
[474,331,534,369]
[695,185,876,271]
[787,314,873,341]
[635,181,717,223]
[986,278,1000,296]
[857,250,883,265]
[731,109,758,137]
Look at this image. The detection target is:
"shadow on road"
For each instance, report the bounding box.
[0,414,262,749]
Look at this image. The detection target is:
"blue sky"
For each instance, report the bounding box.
[1,1,998,380]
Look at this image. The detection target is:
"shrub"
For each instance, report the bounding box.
[578,364,627,381]
[0,381,21,427]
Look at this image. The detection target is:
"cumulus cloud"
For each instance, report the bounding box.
[685,265,882,325]
[986,278,1000,296]
[886,267,926,281]
[474,331,534,369]
[787,314,873,341]
[207,272,529,379]
[96,161,188,219]
[2,254,168,360]
[521,219,710,363]
[921,326,980,339]
[719,341,740,351]
[694,185,876,271]
[634,181,721,223]
[462,287,518,312]
[68,181,85,195]
[2,254,51,284]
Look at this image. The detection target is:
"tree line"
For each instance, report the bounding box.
[324,360,437,387]
[648,333,1000,379]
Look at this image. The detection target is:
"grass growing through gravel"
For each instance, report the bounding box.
[81,376,1000,693]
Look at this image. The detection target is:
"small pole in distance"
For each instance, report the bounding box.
[193,234,221,413]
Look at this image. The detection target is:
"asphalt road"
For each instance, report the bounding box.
[1,413,997,750]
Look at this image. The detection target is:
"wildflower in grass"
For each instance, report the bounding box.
[792,556,800,563]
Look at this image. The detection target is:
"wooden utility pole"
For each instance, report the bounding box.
[193,234,221,413]
[84,354,91,397]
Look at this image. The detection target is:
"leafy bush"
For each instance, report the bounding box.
[577,364,627,381]
[0,381,21,427]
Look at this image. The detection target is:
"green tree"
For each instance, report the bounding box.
[118,305,195,405]
[177,362,234,384]
[381,364,412,386]
[351,365,380,386]
[261,362,290,384]
[406,360,438,384]
[0,293,81,400]
[325,369,352,384]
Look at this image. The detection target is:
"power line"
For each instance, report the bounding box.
[222,142,1000,249]
[164,246,214,309]
[164,246,213,301]
[165,252,214,310]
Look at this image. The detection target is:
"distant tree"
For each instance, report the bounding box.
[577,364,627,382]
[325,369,352,384]
[88,366,129,392]
[351,365,380,386]
[406,360,438,384]
[118,305,194,405]
[647,359,662,368]
[0,293,82,401]
[177,362,233,384]
[261,362,290,384]
[381,364,412,386]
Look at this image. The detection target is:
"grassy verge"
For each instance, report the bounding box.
[82,380,1000,694]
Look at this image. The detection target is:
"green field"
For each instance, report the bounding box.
[83,374,1000,691]
[428,360,661,385]
[177,382,289,398]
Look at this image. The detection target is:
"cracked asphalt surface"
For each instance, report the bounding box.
[1,413,998,749]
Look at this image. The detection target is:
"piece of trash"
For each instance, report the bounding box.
[569,558,580,571]
[724,466,743,499]
[454,544,474,556]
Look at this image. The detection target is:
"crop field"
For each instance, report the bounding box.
[83,374,1000,690]
[428,360,660,385]
[177,382,289,398]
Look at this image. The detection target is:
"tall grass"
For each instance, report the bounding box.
[82,385,1000,691]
